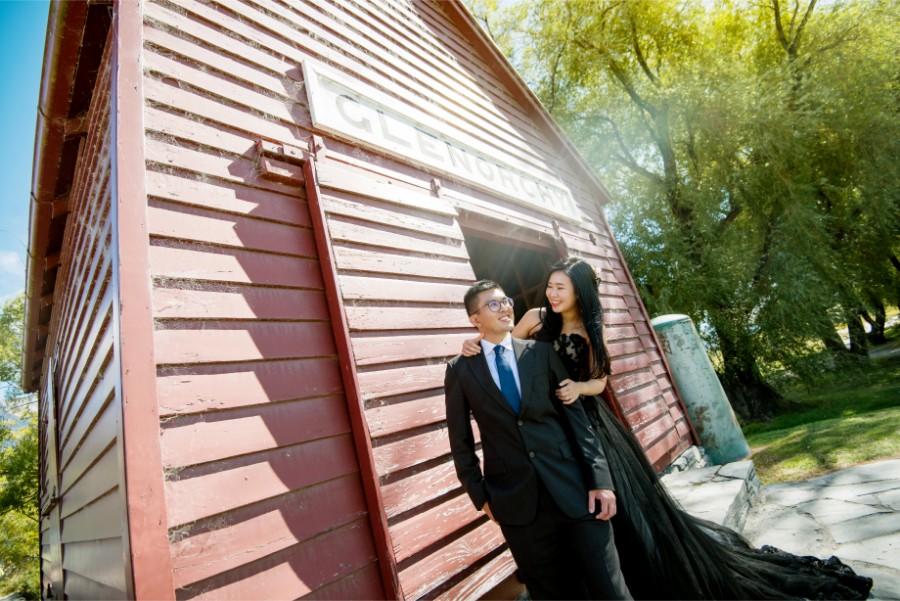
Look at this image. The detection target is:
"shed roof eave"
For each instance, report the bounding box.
[22,0,91,393]
[444,0,614,208]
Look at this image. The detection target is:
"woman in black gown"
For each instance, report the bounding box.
[462,257,872,600]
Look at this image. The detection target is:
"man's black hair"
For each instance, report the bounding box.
[464,280,502,316]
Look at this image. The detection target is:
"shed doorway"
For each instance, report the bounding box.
[461,230,559,321]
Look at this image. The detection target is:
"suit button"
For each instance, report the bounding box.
[528,451,535,458]
[517,420,524,426]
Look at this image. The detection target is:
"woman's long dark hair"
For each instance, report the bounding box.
[538,257,611,379]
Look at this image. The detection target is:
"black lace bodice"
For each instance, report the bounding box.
[552,332,589,381]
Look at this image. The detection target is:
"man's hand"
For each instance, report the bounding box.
[482,501,496,522]
[588,489,616,520]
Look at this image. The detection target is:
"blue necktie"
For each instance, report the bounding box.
[494,345,521,414]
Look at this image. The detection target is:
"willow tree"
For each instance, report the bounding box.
[469,0,899,420]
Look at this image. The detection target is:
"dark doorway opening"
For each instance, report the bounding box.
[461,230,558,322]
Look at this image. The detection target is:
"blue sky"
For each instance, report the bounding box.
[0,0,50,302]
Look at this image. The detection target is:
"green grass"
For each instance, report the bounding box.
[744,346,900,484]
[744,352,900,436]
[747,406,900,484]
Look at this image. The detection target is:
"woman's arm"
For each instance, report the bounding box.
[548,349,615,492]
[559,376,607,398]
[512,307,543,339]
[556,327,610,403]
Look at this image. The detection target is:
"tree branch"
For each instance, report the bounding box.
[751,214,777,291]
[603,53,673,159]
[685,123,699,172]
[542,3,576,112]
[611,152,665,185]
[771,0,791,53]
[790,0,818,56]
[574,36,668,154]
[586,114,665,185]
[630,21,659,86]
[576,37,658,117]
[718,203,743,233]
[890,254,900,274]
[1,397,37,416]
[790,0,801,38]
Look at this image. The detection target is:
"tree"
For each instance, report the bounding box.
[0,294,26,400]
[0,414,39,600]
[0,294,40,599]
[469,0,899,419]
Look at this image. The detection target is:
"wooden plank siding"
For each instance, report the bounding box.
[136,0,688,598]
[290,1,690,597]
[310,157,515,599]
[309,155,683,600]
[38,38,132,599]
[22,0,697,597]
[140,1,385,598]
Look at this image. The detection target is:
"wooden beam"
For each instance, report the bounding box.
[305,154,401,600]
[112,2,176,598]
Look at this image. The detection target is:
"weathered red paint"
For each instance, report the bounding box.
[155,358,345,416]
[305,157,399,599]
[112,2,177,596]
[26,0,699,598]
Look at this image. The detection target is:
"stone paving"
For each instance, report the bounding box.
[661,459,760,531]
[662,458,900,599]
[742,459,900,600]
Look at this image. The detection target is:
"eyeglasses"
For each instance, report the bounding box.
[470,296,514,316]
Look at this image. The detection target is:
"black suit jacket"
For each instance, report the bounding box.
[444,338,614,526]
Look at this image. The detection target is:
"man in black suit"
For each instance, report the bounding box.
[444,280,631,600]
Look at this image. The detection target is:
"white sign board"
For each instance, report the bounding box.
[303,60,580,220]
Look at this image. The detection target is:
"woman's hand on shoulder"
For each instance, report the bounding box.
[461,333,484,357]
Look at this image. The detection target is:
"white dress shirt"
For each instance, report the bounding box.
[480,334,522,397]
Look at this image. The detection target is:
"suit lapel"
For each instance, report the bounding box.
[468,352,516,414]
[513,338,533,412]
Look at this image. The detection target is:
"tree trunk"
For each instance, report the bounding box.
[716,330,781,421]
[846,308,869,356]
[820,329,849,353]
[862,301,887,345]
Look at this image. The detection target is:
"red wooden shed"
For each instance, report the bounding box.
[25,0,697,598]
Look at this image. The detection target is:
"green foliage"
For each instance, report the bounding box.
[0,294,25,399]
[1,413,39,521]
[468,0,900,416]
[0,294,39,598]
[0,415,40,600]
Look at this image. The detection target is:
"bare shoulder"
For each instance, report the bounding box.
[524,307,544,321]
[513,308,544,339]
